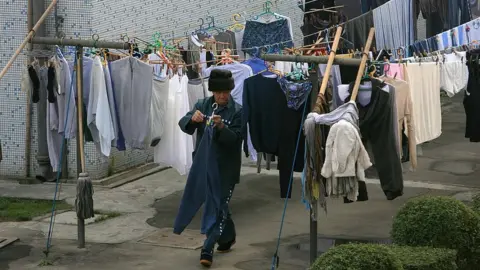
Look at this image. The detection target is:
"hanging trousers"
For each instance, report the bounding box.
[202,184,236,253]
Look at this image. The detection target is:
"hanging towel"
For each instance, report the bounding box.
[173,125,222,235]
[404,63,442,144]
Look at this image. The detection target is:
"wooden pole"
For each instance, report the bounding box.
[0,0,58,81]
[318,26,343,96]
[350,28,376,102]
[76,47,86,173]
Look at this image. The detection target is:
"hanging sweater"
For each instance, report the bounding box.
[321,119,372,202]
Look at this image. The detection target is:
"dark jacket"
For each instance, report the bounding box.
[346,79,404,195]
[178,95,243,192]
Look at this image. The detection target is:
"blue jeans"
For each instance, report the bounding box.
[202,185,236,253]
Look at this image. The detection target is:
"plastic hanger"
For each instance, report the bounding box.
[252,1,282,21]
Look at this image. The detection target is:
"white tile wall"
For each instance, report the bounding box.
[0,0,303,180]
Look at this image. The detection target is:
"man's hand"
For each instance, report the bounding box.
[191,110,205,123]
[211,115,224,129]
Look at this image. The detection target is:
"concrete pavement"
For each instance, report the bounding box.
[1,95,480,270]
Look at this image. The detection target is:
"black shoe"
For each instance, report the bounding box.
[386,191,403,201]
[217,239,236,253]
[200,250,213,268]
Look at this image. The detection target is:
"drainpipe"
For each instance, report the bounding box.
[25,0,33,177]
[32,0,50,182]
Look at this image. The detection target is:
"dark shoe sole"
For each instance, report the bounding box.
[216,241,236,253]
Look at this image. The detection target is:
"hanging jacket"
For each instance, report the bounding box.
[178,96,243,195]
[345,79,404,196]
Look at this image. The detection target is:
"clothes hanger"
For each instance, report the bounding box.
[252,1,282,21]
[227,14,246,32]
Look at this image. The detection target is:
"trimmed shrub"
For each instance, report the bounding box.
[389,246,457,270]
[472,193,480,214]
[310,243,403,270]
[391,196,480,269]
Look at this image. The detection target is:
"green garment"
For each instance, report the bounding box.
[178,96,243,194]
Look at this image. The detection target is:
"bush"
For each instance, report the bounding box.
[391,196,480,269]
[472,193,480,214]
[311,243,403,270]
[389,246,457,270]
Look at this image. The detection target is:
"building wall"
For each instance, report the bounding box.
[0,0,304,180]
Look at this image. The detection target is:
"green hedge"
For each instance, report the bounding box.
[311,243,403,270]
[472,193,480,214]
[389,246,457,270]
[391,196,480,269]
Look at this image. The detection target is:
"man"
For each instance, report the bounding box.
[177,69,243,267]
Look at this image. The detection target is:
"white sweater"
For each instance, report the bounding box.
[321,120,372,201]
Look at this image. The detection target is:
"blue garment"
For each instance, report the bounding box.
[277,77,312,110]
[107,61,126,151]
[173,125,222,235]
[202,185,236,254]
[242,57,269,74]
[242,20,293,56]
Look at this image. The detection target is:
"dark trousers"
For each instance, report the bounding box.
[202,185,236,253]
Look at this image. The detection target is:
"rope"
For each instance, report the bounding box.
[44,50,78,256]
[270,90,310,270]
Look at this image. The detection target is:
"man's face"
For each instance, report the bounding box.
[213,90,231,106]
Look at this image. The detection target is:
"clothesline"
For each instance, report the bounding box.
[93,0,330,42]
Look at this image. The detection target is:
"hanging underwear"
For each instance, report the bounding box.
[277,77,312,110]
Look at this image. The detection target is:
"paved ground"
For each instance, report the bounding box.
[0,95,479,270]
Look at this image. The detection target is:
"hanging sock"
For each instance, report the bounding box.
[28,66,40,103]
[46,66,57,103]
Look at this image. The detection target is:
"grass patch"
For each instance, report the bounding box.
[0,197,72,222]
[93,210,121,223]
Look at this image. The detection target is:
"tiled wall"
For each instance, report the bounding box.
[0,0,304,179]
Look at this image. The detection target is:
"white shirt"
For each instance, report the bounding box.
[203,63,253,106]
[87,56,115,157]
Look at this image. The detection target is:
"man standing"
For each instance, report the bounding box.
[175,69,243,267]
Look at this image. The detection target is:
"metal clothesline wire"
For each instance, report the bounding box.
[92,0,334,41]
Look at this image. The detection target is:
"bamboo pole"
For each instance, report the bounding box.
[76,48,86,173]
[350,28,376,102]
[0,0,58,81]
[318,26,343,96]
[24,0,34,177]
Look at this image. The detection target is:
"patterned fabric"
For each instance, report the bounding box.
[241,19,293,56]
[277,77,312,110]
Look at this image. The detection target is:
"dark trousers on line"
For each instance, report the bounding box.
[202,185,236,253]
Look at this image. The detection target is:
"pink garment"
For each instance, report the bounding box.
[384,64,404,80]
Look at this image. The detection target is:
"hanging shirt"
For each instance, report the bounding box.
[109,56,153,149]
[404,63,442,144]
[103,62,120,147]
[87,56,115,157]
[343,80,404,197]
[154,75,194,175]
[202,63,253,106]
[150,78,169,146]
[383,76,417,171]
[53,55,77,140]
[243,74,307,198]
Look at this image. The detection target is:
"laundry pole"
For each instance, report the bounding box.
[28,36,129,248]
[261,27,374,266]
